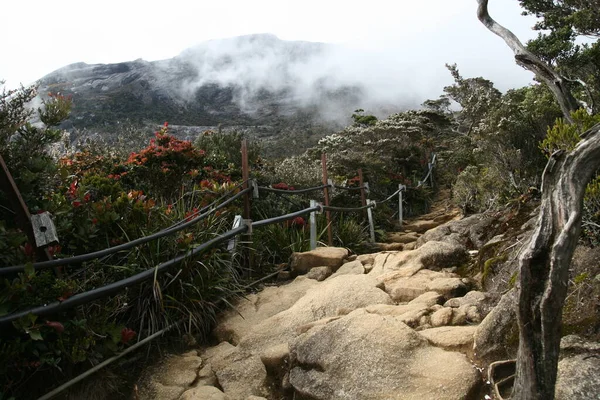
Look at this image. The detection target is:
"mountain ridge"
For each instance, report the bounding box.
[38,34,398,156]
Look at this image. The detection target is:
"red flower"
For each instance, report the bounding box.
[272,182,289,190]
[72,200,82,208]
[58,290,73,302]
[23,242,35,257]
[45,321,65,333]
[67,180,78,199]
[83,193,91,202]
[47,245,61,257]
[184,208,199,222]
[121,328,136,344]
[92,218,98,225]
[292,217,306,227]
[164,121,169,127]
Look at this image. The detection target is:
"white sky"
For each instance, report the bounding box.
[1,0,539,92]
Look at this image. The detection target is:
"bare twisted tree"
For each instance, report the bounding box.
[476,0,579,122]
[476,1,600,399]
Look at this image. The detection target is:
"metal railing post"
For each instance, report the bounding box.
[399,184,405,227]
[241,140,253,276]
[227,215,243,253]
[366,200,376,242]
[310,200,317,250]
[321,153,333,246]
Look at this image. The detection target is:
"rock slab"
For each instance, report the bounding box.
[289,309,481,400]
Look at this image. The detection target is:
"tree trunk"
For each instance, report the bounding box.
[476,0,580,121]
[512,122,600,399]
[475,1,600,399]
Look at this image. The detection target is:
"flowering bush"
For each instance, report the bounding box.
[122,123,208,200]
[0,121,245,398]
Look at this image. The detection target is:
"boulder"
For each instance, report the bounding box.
[290,247,349,275]
[144,382,186,400]
[380,269,469,302]
[404,242,416,250]
[473,289,518,361]
[213,276,317,344]
[259,343,289,372]
[386,232,420,243]
[402,219,441,234]
[369,241,469,278]
[556,353,600,400]
[443,290,499,321]
[137,351,203,399]
[238,274,393,354]
[306,266,332,281]
[196,364,218,387]
[329,260,364,278]
[416,214,496,250]
[419,325,477,352]
[364,292,444,330]
[151,352,202,387]
[430,307,453,327]
[365,302,432,330]
[211,347,268,399]
[556,335,600,400]
[371,242,405,251]
[289,309,481,400]
[356,253,377,265]
[179,386,229,400]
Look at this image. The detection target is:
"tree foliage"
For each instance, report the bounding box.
[520,0,600,112]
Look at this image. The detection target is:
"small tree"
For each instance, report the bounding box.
[0,85,72,214]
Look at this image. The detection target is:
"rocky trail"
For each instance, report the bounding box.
[135,193,599,400]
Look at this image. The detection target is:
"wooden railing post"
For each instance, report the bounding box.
[321,153,333,246]
[358,169,367,207]
[0,154,52,263]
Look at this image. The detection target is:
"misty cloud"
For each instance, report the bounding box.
[162,34,443,122]
[157,32,534,124]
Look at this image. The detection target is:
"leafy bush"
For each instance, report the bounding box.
[452,165,505,213]
[540,108,600,155]
[0,119,250,398]
[0,89,73,213]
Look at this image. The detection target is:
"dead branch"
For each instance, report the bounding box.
[476,0,580,121]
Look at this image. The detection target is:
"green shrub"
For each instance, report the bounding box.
[452,166,505,213]
[540,108,600,156]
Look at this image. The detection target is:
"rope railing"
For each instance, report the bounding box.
[257,184,331,195]
[332,184,366,191]
[377,188,403,204]
[251,206,321,228]
[0,203,323,326]
[0,225,249,326]
[164,179,249,231]
[0,186,253,275]
[0,141,441,400]
[322,203,374,212]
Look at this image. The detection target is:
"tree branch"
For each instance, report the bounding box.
[476,0,580,121]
